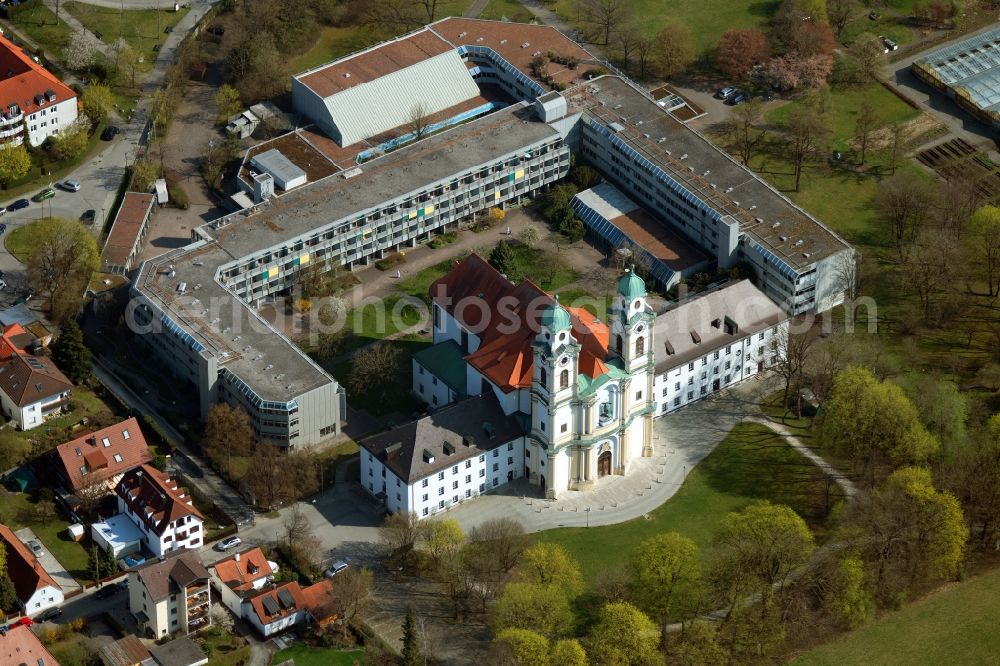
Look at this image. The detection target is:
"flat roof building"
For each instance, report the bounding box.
[103,192,156,275]
[913,26,1000,128]
[249,149,307,191]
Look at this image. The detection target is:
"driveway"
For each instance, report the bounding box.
[14,527,83,597]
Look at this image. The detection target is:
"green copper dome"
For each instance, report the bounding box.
[618,270,647,300]
[540,303,572,332]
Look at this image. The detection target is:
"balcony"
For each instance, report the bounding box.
[187,591,209,608]
[185,583,209,597]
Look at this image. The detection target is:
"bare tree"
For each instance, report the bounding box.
[408,102,431,140]
[875,171,936,260]
[349,343,404,402]
[467,517,532,574]
[283,503,312,547]
[578,0,627,45]
[854,99,879,165]
[328,567,373,638]
[885,121,905,175]
[826,0,859,37]
[634,33,656,80]
[416,0,440,22]
[904,229,956,322]
[770,323,817,413]
[783,105,829,192]
[725,97,766,165]
[379,511,426,561]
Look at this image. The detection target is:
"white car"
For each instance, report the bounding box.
[214,536,241,552]
[324,561,349,578]
[60,180,81,192]
[28,540,43,557]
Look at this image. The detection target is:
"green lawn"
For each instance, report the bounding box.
[549,0,780,51]
[399,258,461,304]
[4,218,52,262]
[44,633,93,665]
[0,492,92,584]
[344,294,429,342]
[272,646,365,665]
[765,83,921,152]
[508,243,578,291]
[63,1,189,69]
[555,286,610,319]
[537,422,841,584]
[480,0,536,22]
[792,568,1000,666]
[288,25,380,76]
[4,0,73,54]
[197,627,252,666]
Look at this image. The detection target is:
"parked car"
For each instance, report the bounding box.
[324,561,349,578]
[728,91,749,105]
[9,199,29,211]
[881,36,898,52]
[116,579,128,590]
[100,126,120,141]
[31,188,55,203]
[716,86,737,99]
[81,209,96,224]
[94,586,118,599]
[28,540,43,557]
[35,607,63,622]
[12,617,32,627]
[0,206,7,216]
[59,179,80,192]
[0,224,8,235]
[215,536,241,552]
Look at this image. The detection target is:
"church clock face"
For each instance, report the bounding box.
[635,323,645,334]
[559,356,570,366]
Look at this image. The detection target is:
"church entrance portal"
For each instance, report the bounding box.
[598,451,612,478]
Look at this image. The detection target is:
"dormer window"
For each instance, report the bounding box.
[102,437,111,447]
[123,429,130,440]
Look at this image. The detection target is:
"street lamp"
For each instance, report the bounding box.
[585,507,591,528]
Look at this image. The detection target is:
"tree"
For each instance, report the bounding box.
[578,0,626,45]
[49,118,92,161]
[422,518,464,567]
[944,414,1000,547]
[0,573,15,613]
[64,35,98,71]
[652,23,695,79]
[716,28,772,80]
[379,511,426,561]
[117,42,141,88]
[551,639,587,666]
[964,205,1000,297]
[789,20,835,58]
[783,104,829,191]
[587,602,663,666]
[490,583,575,638]
[875,171,936,259]
[883,121,905,175]
[244,443,315,509]
[520,226,540,248]
[826,0,858,37]
[327,567,373,638]
[0,142,31,187]
[51,319,91,384]
[770,324,816,411]
[408,102,431,140]
[215,84,242,125]
[0,430,32,473]
[81,84,114,125]
[130,157,160,193]
[629,533,702,639]
[202,403,254,476]
[26,218,99,323]
[854,99,879,165]
[823,554,875,629]
[818,366,939,480]
[711,501,815,613]
[849,33,884,83]
[516,543,584,597]
[495,628,550,666]
[725,97,766,165]
[489,240,518,281]
[283,503,313,547]
[401,605,423,666]
[348,343,403,403]
[467,518,532,574]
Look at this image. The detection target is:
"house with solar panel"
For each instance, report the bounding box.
[0,323,72,430]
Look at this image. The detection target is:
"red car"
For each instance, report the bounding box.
[12,617,32,627]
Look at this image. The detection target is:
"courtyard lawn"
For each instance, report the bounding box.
[399,258,464,304]
[344,294,429,344]
[4,0,73,54]
[765,83,921,152]
[198,627,252,666]
[792,568,1000,666]
[44,633,92,665]
[0,492,92,584]
[63,1,189,68]
[480,0,536,22]
[537,422,841,584]
[330,338,431,417]
[272,646,365,666]
[548,0,781,52]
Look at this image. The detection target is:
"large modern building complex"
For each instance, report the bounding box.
[131,17,851,449]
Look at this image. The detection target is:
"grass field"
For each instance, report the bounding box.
[44,633,93,665]
[287,25,381,76]
[272,646,365,666]
[480,0,536,22]
[792,568,1000,665]
[0,492,92,584]
[4,1,73,54]
[549,0,780,51]
[537,422,841,584]
[4,218,52,262]
[63,1,189,69]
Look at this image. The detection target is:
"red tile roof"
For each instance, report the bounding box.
[102,192,155,270]
[430,254,611,392]
[0,624,59,666]
[54,417,152,492]
[211,547,272,594]
[116,465,204,536]
[0,323,72,408]
[248,581,307,626]
[297,29,453,97]
[301,579,337,624]
[0,523,60,605]
[0,33,76,118]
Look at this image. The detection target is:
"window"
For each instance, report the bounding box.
[465,475,471,483]
[480,483,486,492]
[674,397,680,406]
[507,442,513,451]
[113,453,123,463]
[688,362,694,371]
[493,478,499,487]
[635,391,643,400]
[525,449,530,458]
[422,479,428,488]
[560,369,569,389]
[508,457,513,464]
[439,500,445,509]
[726,345,732,354]
[540,367,547,385]
[687,377,693,385]
[439,487,444,496]
[479,455,485,463]
[465,460,471,469]
[635,336,645,355]
[687,391,693,399]
[453,495,459,503]
[561,423,568,433]
[713,351,720,360]
[493,463,499,472]
[493,450,499,458]
[423,507,429,516]
[466,489,472,498]
[422,494,428,502]
[479,469,485,477]
[700,387,707,395]
[452,465,458,474]
[452,481,459,490]
[702,358,707,366]
[674,382,680,391]
[725,361,731,370]
[438,472,445,480]
[759,332,765,340]
[122,429,130,440]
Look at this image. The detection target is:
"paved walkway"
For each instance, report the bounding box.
[446,375,778,533]
[41,0,117,60]
[745,416,858,499]
[15,527,83,598]
[463,0,490,18]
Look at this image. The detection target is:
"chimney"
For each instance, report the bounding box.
[235,551,240,563]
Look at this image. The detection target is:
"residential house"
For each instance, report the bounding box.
[245,579,334,638]
[127,549,211,638]
[0,623,60,665]
[208,547,276,616]
[98,635,151,666]
[116,465,204,557]
[0,523,64,616]
[0,32,78,147]
[99,635,207,666]
[0,323,72,430]
[53,417,152,497]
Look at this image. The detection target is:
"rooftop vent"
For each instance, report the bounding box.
[771,221,781,228]
[459,31,467,38]
[664,340,675,355]
[521,42,530,48]
[176,283,187,294]
[343,72,351,78]
[711,318,721,328]
[690,330,702,344]
[779,235,788,242]
[803,252,812,259]
[794,239,804,246]
[724,316,739,335]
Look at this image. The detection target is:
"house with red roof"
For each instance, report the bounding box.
[115,465,205,557]
[0,323,72,430]
[208,546,277,616]
[362,254,655,509]
[0,523,64,616]
[244,578,334,638]
[52,417,152,495]
[0,33,78,147]
[0,623,60,665]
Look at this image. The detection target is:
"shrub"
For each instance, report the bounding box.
[375,253,405,271]
[166,174,190,210]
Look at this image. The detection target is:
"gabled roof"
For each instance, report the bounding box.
[133,549,209,602]
[0,624,59,666]
[0,523,59,604]
[54,417,152,492]
[102,192,155,270]
[146,637,208,666]
[430,254,611,392]
[116,465,204,536]
[0,323,72,408]
[300,579,337,624]
[98,634,151,666]
[248,581,307,626]
[359,392,524,483]
[210,547,273,594]
[0,33,76,117]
